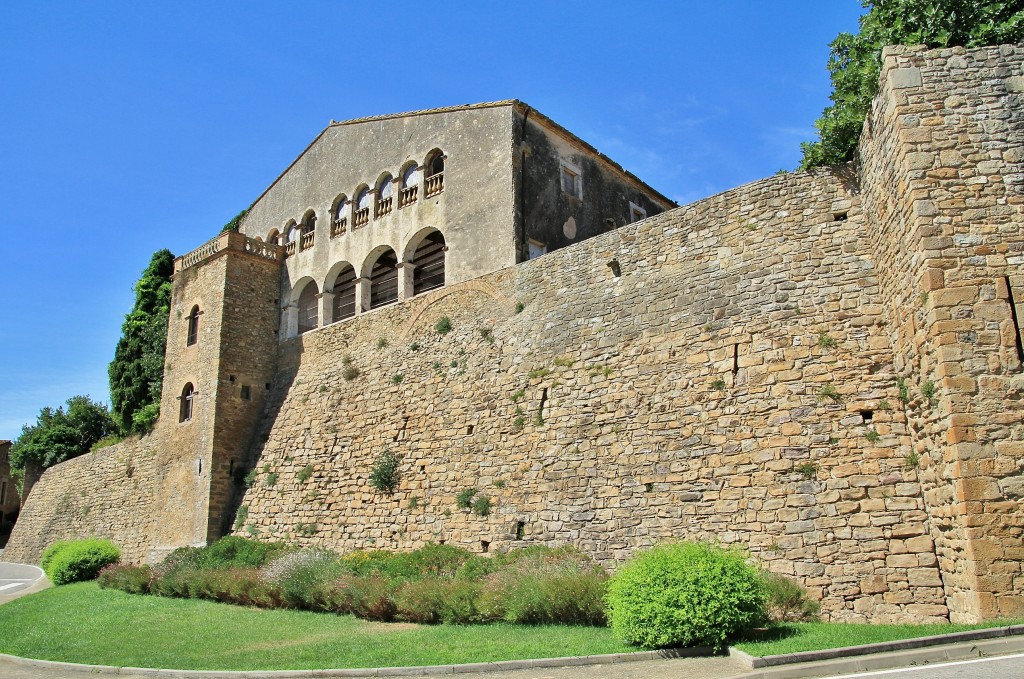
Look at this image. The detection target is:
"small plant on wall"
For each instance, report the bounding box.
[818,384,842,403]
[472,495,492,516]
[369,449,401,494]
[435,316,452,335]
[795,462,817,480]
[456,488,478,510]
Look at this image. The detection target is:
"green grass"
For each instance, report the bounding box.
[735,619,1024,657]
[0,583,631,670]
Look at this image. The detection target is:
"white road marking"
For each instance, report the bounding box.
[821,651,1024,678]
[0,582,25,592]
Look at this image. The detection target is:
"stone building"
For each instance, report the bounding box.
[238,101,674,338]
[0,441,20,544]
[7,47,1024,625]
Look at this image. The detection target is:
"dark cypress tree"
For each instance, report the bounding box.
[108,249,174,432]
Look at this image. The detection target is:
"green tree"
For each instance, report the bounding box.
[108,249,174,432]
[801,0,1024,169]
[10,395,117,478]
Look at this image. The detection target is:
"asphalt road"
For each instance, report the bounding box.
[0,561,44,598]
[821,652,1024,678]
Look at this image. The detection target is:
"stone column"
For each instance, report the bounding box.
[320,292,335,326]
[282,304,298,338]
[355,278,367,316]
[398,262,413,301]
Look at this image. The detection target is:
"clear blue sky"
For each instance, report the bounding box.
[0,1,864,441]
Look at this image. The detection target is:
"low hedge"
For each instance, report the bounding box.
[41,538,121,585]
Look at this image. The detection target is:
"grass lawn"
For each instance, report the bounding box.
[735,618,1024,657]
[0,582,632,670]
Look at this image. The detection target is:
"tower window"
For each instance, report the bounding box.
[179,383,195,423]
[186,306,200,346]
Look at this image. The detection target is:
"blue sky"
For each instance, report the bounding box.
[0,1,864,441]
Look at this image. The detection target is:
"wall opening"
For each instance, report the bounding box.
[480,540,490,553]
[467,424,474,435]
[179,383,195,422]
[833,211,849,222]
[732,344,739,376]
[331,264,358,321]
[411,231,446,295]
[608,259,621,277]
[368,249,399,309]
[241,385,251,401]
[515,521,525,540]
[1005,276,1024,366]
[297,281,319,334]
[860,409,874,423]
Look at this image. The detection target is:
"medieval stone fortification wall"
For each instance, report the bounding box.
[860,44,1024,621]
[2,436,159,563]
[235,165,945,623]
[6,43,1024,625]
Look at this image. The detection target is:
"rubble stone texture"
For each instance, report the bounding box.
[6,43,1024,625]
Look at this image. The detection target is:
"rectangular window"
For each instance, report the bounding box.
[559,159,582,199]
[629,201,647,223]
[241,385,251,401]
[1,481,6,505]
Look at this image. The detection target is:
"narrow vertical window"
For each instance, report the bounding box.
[186,306,200,346]
[180,383,195,423]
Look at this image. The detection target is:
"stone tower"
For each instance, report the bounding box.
[148,231,283,559]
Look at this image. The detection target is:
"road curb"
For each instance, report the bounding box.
[730,635,1024,678]
[728,622,1024,669]
[0,647,713,677]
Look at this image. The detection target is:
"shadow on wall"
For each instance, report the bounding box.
[220,358,300,539]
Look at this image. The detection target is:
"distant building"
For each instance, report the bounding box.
[0,441,21,543]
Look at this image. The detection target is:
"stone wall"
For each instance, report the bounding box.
[235,164,948,623]
[859,44,1024,622]
[6,45,1024,625]
[0,441,20,538]
[2,436,159,563]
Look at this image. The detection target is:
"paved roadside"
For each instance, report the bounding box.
[0,561,49,605]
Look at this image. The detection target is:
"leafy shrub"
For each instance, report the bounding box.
[369,449,401,494]
[394,577,484,624]
[202,536,287,568]
[760,571,820,623]
[44,538,121,585]
[183,567,282,608]
[434,316,452,335]
[334,574,398,621]
[478,547,607,625]
[40,540,72,572]
[131,402,161,432]
[605,542,766,650]
[260,548,341,610]
[97,563,152,594]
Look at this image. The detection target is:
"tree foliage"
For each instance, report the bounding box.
[10,395,117,476]
[801,0,1024,169]
[108,249,174,432]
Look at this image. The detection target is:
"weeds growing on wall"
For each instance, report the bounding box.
[369,449,401,494]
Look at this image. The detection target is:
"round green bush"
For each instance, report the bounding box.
[605,542,765,650]
[43,538,121,585]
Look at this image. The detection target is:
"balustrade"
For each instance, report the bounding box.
[300,231,315,251]
[376,196,393,218]
[353,207,370,228]
[398,185,418,208]
[331,217,347,238]
[424,172,444,197]
[285,241,296,256]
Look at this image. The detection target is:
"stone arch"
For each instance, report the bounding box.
[284,219,298,243]
[400,160,420,187]
[300,209,317,235]
[324,260,358,322]
[362,245,399,310]
[403,227,446,296]
[376,172,395,217]
[355,184,371,209]
[398,280,513,342]
[266,228,280,245]
[292,277,319,334]
[424,148,445,176]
